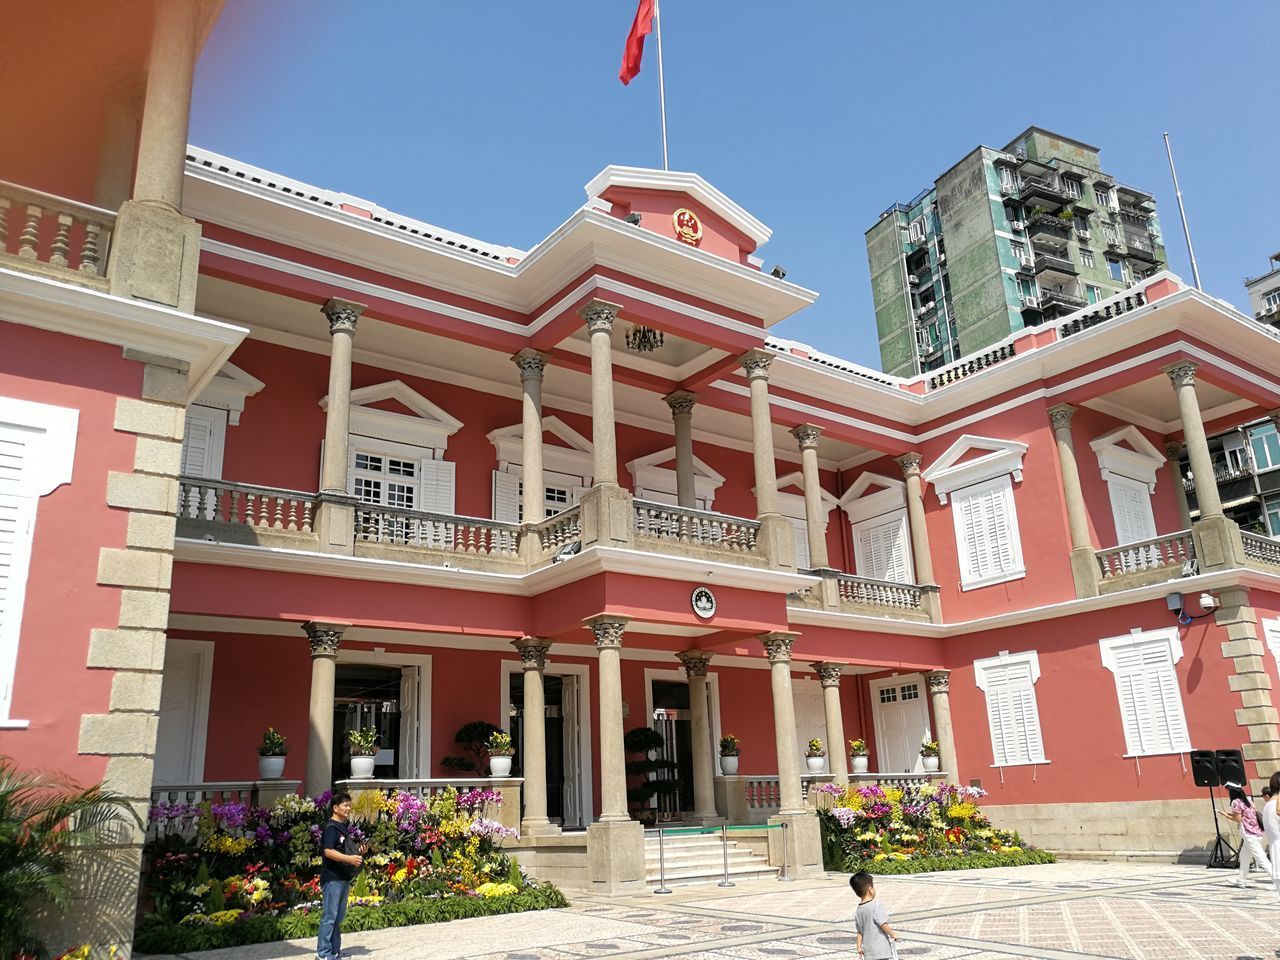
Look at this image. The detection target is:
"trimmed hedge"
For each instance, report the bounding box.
[845,849,1057,875]
[134,883,568,955]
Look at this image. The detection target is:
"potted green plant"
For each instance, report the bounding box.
[719,734,740,775]
[805,737,826,774]
[348,728,379,779]
[848,738,869,775]
[920,738,941,773]
[488,731,514,777]
[257,727,289,780]
[624,726,678,825]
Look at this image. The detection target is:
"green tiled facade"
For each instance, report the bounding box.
[865,127,1167,377]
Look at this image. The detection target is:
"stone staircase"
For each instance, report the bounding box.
[644,830,778,887]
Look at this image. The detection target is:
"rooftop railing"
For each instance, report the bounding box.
[0,180,114,284]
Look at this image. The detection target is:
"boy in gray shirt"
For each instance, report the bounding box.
[852,871,898,959]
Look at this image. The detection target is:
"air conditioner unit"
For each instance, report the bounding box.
[908,274,919,285]
[1021,296,1040,309]
[937,252,946,262]
[1010,220,1026,232]
[1077,229,1091,240]
[1019,256,1035,268]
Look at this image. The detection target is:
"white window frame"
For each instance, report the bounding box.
[1098,627,1192,758]
[1080,249,1095,269]
[973,650,1048,767]
[0,397,78,728]
[1107,257,1124,282]
[851,509,914,584]
[181,404,228,480]
[909,217,926,244]
[1063,177,1082,200]
[1086,284,1102,304]
[1266,289,1280,309]
[949,475,1026,590]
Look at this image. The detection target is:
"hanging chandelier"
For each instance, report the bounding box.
[624,324,664,353]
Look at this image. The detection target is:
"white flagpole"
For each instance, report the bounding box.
[654,0,670,170]
[1163,132,1202,291]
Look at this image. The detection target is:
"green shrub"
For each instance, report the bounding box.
[134,883,568,954]
[846,849,1057,875]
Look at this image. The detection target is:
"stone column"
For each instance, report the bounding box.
[513,349,548,525]
[742,351,795,570]
[106,0,202,311]
[512,638,558,836]
[762,632,805,815]
[813,663,849,785]
[898,453,941,621]
[1048,404,1100,598]
[1165,441,1193,529]
[677,650,719,824]
[588,616,630,822]
[581,301,622,487]
[925,671,959,785]
[1167,362,1244,569]
[792,424,830,570]
[94,83,140,210]
[316,299,366,553]
[303,621,348,798]
[664,390,698,508]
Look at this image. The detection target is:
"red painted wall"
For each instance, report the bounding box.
[0,322,142,786]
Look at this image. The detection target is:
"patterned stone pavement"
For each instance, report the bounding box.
[146,861,1280,960]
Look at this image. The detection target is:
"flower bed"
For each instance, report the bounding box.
[814,782,1055,874]
[136,787,564,954]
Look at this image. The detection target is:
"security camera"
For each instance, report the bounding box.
[1199,592,1218,611]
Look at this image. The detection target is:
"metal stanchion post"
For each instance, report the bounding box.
[654,827,672,894]
[718,823,736,887]
[778,821,794,882]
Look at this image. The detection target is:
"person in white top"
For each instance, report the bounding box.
[1223,782,1273,890]
[1262,773,1280,904]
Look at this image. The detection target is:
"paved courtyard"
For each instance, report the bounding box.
[146,861,1280,960]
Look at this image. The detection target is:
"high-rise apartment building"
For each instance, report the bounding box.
[866,127,1168,376]
[1245,252,1280,331]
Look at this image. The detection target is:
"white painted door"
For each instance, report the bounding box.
[154,640,212,785]
[870,676,931,773]
[561,675,583,828]
[792,677,827,766]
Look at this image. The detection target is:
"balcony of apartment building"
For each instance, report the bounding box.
[1018,171,1074,209]
[1032,250,1078,281]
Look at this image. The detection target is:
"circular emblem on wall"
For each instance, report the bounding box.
[691,586,717,619]
[673,207,703,246]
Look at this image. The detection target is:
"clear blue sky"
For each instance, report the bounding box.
[191,1,1276,370]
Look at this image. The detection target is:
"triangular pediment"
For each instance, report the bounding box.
[489,416,594,479]
[922,435,1028,504]
[196,361,265,425]
[321,380,462,449]
[773,471,840,508]
[629,446,725,504]
[838,472,907,522]
[1089,425,1166,491]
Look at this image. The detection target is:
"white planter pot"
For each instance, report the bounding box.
[851,755,869,774]
[922,755,940,773]
[349,755,376,779]
[258,755,286,780]
[719,755,739,775]
[489,755,513,778]
[805,756,826,774]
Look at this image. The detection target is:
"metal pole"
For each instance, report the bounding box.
[654,827,672,894]
[779,821,794,882]
[718,823,735,887]
[654,0,670,170]
[1163,132,1201,291]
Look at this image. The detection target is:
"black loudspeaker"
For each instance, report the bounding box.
[1215,749,1247,787]
[1190,750,1220,787]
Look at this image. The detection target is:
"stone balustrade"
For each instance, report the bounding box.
[789,571,936,622]
[533,504,582,561]
[354,503,520,558]
[632,498,762,558]
[1242,531,1280,569]
[0,180,114,285]
[178,478,315,536]
[1095,529,1194,589]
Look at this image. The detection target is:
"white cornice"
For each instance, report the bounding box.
[195,362,264,425]
[1089,425,1166,491]
[583,165,773,247]
[923,435,1029,504]
[0,268,247,399]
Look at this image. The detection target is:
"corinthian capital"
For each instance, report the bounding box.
[897,452,923,477]
[791,424,822,451]
[579,299,622,335]
[512,348,548,382]
[813,662,842,688]
[1165,361,1198,389]
[740,349,774,381]
[302,620,349,658]
[925,670,951,695]
[512,637,552,671]
[664,389,697,418]
[760,631,798,663]
[1047,403,1076,432]
[585,615,628,650]
[321,297,366,335]
[676,650,713,678]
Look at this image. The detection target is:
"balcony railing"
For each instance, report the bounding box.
[0,180,114,284]
[533,504,582,560]
[355,503,521,558]
[1039,289,1087,311]
[1096,530,1194,582]
[832,573,929,610]
[1057,288,1148,338]
[632,499,761,554]
[1033,252,1077,276]
[1182,461,1252,491]
[178,478,315,532]
[927,342,1017,389]
[1242,532,1280,568]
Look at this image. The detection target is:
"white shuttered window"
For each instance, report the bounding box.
[973,651,1046,766]
[951,475,1025,589]
[853,510,913,583]
[1107,474,1156,546]
[1099,628,1191,756]
[180,405,227,479]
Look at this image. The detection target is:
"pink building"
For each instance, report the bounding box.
[4,2,1280,949]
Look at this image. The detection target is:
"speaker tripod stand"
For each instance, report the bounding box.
[1206,784,1239,870]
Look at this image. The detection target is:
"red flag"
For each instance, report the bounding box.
[619,0,656,85]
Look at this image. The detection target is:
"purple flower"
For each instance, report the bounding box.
[255,823,273,842]
[832,807,858,828]
[457,789,502,811]
[210,801,249,830]
[313,791,333,810]
[309,824,322,840]
[468,818,518,841]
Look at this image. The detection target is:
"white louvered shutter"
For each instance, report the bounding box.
[855,514,912,583]
[1110,639,1190,755]
[953,477,1022,586]
[493,471,520,522]
[418,459,456,515]
[788,516,810,569]
[979,657,1046,766]
[1108,476,1156,546]
[180,406,226,479]
[0,423,39,718]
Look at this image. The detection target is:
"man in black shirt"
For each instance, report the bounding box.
[317,792,363,960]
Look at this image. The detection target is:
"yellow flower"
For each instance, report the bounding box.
[475,882,518,898]
[203,833,252,855]
[883,786,904,804]
[392,868,408,884]
[946,801,978,821]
